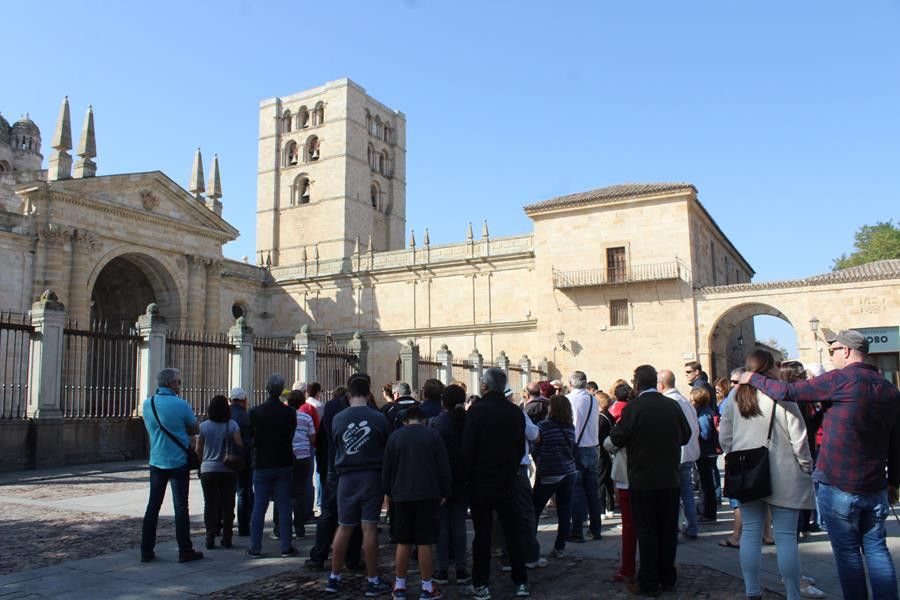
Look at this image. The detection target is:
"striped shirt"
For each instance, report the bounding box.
[293,410,316,459]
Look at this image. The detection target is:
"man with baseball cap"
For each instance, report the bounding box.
[739,329,900,599]
[229,388,254,536]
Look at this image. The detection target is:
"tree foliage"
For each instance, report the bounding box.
[833,220,900,271]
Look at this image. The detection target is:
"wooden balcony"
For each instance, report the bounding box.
[553,261,682,289]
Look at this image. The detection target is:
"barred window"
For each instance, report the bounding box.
[610,299,629,327]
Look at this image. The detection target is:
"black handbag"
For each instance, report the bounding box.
[222,424,245,471]
[150,394,201,471]
[724,398,777,503]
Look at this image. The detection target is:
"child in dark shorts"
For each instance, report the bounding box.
[382,406,452,599]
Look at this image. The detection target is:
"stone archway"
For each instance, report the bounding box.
[706,302,795,379]
[90,253,180,330]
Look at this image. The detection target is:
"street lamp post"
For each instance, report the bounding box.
[809,316,822,364]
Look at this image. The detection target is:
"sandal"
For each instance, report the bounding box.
[718,538,740,548]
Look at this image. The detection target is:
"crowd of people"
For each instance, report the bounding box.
[137,328,900,600]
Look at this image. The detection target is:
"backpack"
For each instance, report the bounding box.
[524,397,549,425]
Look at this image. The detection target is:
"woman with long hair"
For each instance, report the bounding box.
[692,386,719,521]
[430,384,470,585]
[720,350,815,600]
[196,394,243,549]
[532,394,577,559]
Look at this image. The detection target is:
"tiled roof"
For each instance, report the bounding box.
[701,259,900,294]
[523,183,696,213]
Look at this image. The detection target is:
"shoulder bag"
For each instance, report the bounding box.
[150,395,201,471]
[723,397,777,502]
[222,422,245,471]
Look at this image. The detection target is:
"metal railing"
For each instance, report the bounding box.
[508,365,525,395]
[60,325,142,418]
[0,312,32,418]
[315,341,358,402]
[252,338,302,406]
[553,260,681,289]
[450,361,472,387]
[417,356,441,388]
[166,331,234,415]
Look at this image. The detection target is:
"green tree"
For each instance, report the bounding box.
[833,220,900,270]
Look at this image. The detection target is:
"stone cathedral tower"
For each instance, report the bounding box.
[256,78,407,267]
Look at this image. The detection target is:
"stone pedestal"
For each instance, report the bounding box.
[26,290,66,419]
[135,303,167,416]
[468,348,484,395]
[436,344,453,385]
[400,340,420,391]
[347,331,367,374]
[294,325,317,385]
[229,317,255,400]
[519,354,532,390]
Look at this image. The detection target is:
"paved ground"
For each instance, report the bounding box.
[0,459,897,598]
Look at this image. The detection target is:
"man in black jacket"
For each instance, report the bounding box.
[609,365,690,597]
[462,367,530,598]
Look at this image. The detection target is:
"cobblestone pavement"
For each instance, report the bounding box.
[0,467,147,500]
[203,555,784,599]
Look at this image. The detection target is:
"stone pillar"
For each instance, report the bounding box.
[436,344,453,385]
[26,290,67,420]
[135,303,167,416]
[204,260,223,334]
[400,339,420,391]
[186,255,209,332]
[294,325,317,385]
[229,317,254,400]
[519,354,532,390]
[538,357,550,381]
[496,351,510,376]
[469,348,484,395]
[347,331,367,374]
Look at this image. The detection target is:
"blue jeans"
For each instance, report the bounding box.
[571,446,603,537]
[740,501,801,600]
[437,493,468,571]
[678,462,698,536]
[816,483,898,600]
[250,466,293,553]
[533,472,576,551]
[235,466,254,535]
[141,464,192,555]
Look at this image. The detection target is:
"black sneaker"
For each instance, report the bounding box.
[140,551,155,563]
[281,547,298,558]
[305,558,326,571]
[247,549,263,559]
[178,549,204,563]
[433,570,449,585]
[455,568,471,585]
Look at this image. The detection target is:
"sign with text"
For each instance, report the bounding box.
[857,326,900,354]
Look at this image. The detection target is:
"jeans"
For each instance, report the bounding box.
[437,493,468,571]
[678,462,698,536]
[304,455,316,520]
[250,466,293,554]
[141,465,192,555]
[470,490,527,587]
[273,457,310,537]
[309,471,362,566]
[816,483,898,600]
[696,455,717,519]
[200,470,236,540]
[617,488,637,578]
[630,487,679,593]
[571,446,603,537]
[533,472,576,551]
[598,450,616,512]
[514,469,540,563]
[235,466,253,535]
[739,501,802,600]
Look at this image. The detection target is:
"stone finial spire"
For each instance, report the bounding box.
[189,147,205,198]
[205,154,223,216]
[52,97,72,151]
[423,228,430,246]
[466,222,474,241]
[207,154,222,199]
[482,219,489,238]
[409,229,416,248]
[48,97,73,181]
[368,234,374,254]
[74,105,97,178]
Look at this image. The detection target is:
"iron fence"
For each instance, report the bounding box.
[253,338,302,406]
[450,361,472,388]
[417,356,441,389]
[60,324,142,418]
[0,312,32,419]
[166,331,234,415]
[315,341,358,402]
[508,365,525,395]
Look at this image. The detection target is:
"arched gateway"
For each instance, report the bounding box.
[89,252,181,330]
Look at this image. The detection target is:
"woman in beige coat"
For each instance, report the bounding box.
[719,349,815,600]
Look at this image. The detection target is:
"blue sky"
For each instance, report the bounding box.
[4,0,899,354]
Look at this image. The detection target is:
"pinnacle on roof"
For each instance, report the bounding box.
[189,147,205,197]
[51,96,72,151]
[76,105,96,158]
[207,154,222,199]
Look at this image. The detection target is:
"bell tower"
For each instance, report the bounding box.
[256,78,406,267]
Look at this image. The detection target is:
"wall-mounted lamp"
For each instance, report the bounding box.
[809,316,819,334]
[737,334,744,348]
[556,330,569,353]
[809,316,823,363]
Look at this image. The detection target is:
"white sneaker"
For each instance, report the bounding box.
[515,583,531,597]
[465,585,491,600]
[800,584,825,599]
[524,557,547,569]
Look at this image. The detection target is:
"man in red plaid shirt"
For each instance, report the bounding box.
[739,330,900,600]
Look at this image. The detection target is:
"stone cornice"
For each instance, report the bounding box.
[698,268,900,296]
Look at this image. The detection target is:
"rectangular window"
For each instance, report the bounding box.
[610,299,629,327]
[606,247,626,283]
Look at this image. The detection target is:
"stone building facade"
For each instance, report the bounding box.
[0,79,898,395]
